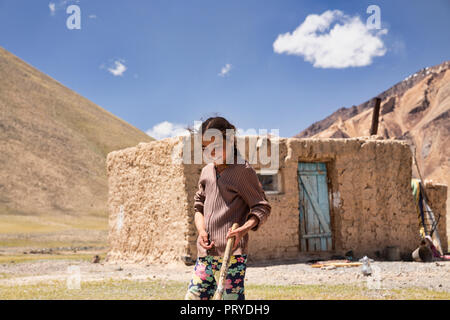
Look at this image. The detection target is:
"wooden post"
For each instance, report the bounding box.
[213,222,239,300]
[370,97,382,135]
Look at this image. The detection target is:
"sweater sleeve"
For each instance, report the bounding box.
[194,175,206,215]
[237,166,271,231]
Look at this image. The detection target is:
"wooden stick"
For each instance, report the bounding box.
[213,222,239,300]
[311,262,362,268]
[412,148,443,255]
[370,97,382,135]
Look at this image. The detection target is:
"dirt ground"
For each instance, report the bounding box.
[0,223,448,299]
[0,257,448,294]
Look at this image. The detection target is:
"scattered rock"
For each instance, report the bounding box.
[92,255,100,264]
[28,248,54,255]
[180,256,195,266]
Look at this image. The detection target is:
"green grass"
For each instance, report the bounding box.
[0,214,108,234]
[0,253,107,264]
[247,284,450,300]
[0,215,63,234]
[0,279,183,300]
[0,214,108,253]
[0,239,107,249]
[0,279,448,300]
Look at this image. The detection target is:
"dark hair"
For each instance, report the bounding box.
[201,116,236,135]
[200,116,239,159]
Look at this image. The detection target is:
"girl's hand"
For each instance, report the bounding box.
[226,226,249,251]
[226,216,259,250]
[199,230,214,250]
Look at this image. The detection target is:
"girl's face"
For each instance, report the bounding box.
[202,136,227,165]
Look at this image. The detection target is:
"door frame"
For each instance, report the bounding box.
[297,161,334,252]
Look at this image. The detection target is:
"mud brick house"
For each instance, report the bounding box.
[106,135,447,264]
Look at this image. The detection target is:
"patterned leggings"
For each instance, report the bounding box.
[185,255,247,300]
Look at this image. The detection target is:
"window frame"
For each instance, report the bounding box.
[256,169,282,195]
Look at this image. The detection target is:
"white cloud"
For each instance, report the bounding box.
[60,0,80,5]
[48,0,81,18]
[107,60,127,77]
[218,64,232,77]
[273,10,388,68]
[146,121,190,140]
[49,0,80,15]
[49,2,56,15]
[89,14,97,19]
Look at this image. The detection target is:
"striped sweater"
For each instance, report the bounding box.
[194,159,271,257]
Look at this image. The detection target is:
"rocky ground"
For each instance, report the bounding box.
[0,257,448,293]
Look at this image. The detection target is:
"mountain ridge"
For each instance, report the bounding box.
[295,60,450,240]
[0,47,153,217]
[296,61,450,138]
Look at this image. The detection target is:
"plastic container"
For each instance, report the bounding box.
[385,246,401,261]
[412,245,433,262]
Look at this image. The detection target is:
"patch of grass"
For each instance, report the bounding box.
[0,214,108,234]
[0,279,184,300]
[61,215,108,231]
[387,287,450,300]
[0,214,107,252]
[0,279,448,300]
[0,239,107,249]
[0,215,64,234]
[0,252,107,264]
[246,283,450,300]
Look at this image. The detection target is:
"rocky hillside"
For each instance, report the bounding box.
[296,61,450,240]
[0,47,153,218]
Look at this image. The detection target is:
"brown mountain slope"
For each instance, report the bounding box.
[295,61,450,241]
[0,47,153,218]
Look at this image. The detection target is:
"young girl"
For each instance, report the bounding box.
[185,117,271,300]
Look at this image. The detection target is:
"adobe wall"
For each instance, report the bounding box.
[106,138,192,264]
[181,136,436,261]
[106,135,447,265]
[244,137,422,261]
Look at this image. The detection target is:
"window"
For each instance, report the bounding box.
[256,169,281,194]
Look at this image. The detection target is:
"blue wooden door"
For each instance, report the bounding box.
[298,162,332,251]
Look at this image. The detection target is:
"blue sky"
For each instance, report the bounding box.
[0,0,449,138]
